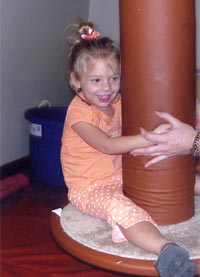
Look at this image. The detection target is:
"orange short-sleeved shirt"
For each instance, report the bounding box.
[61,94,122,190]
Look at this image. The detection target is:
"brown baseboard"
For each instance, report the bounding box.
[0,156,30,180]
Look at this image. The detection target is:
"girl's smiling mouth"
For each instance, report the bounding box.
[97,94,112,102]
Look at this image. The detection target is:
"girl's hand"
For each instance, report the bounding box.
[152,123,172,134]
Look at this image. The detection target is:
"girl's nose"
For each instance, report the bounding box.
[102,79,111,90]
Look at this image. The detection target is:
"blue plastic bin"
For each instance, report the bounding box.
[25,106,67,187]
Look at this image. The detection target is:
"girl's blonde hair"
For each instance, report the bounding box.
[66,22,120,92]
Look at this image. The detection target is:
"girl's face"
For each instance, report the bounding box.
[71,57,120,112]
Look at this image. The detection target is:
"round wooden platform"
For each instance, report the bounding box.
[50,211,200,276]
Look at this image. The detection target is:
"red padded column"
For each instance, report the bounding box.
[120,0,196,225]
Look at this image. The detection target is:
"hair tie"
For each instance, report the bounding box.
[79,25,100,40]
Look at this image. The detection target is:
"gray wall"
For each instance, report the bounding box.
[1,0,89,165]
[88,0,119,43]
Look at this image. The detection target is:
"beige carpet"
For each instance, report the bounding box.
[60,196,200,261]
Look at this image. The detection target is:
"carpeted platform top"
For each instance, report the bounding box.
[60,196,200,261]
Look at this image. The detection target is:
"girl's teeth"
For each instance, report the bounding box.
[99,95,108,99]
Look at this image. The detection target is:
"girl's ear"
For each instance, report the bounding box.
[70,73,81,91]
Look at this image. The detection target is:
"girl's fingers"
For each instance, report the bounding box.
[140,129,167,144]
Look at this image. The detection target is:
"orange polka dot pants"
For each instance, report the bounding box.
[68,178,157,243]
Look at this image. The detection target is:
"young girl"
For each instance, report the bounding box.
[61,22,198,277]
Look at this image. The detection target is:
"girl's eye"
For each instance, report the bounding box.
[110,75,120,82]
[90,78,100,83]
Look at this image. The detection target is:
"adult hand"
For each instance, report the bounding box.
[130,111,197,167]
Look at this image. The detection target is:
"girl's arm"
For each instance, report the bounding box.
[72,121,153,155]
